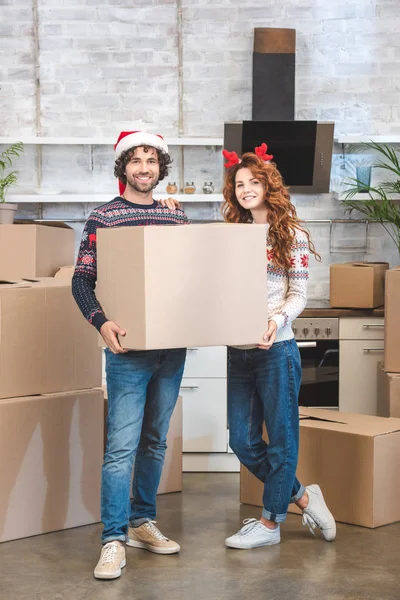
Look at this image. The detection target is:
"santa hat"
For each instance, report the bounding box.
[114,131,168,196]
[114,131,168,159]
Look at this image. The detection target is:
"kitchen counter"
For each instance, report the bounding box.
[299,301,384,318]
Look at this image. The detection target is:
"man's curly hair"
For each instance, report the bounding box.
[114,145,173,186]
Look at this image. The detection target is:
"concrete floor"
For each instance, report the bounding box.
[0,473,398,600]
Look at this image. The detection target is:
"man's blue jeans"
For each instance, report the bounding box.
[102,347,187,544]
[228,340,305,523]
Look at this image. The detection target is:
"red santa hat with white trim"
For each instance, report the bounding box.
[114,130,169,196]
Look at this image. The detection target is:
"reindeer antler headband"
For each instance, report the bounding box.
[222,143,273,168]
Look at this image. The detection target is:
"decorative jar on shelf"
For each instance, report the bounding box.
[166,181,178,194]
[202,181,214,194]
[184,181,196,194]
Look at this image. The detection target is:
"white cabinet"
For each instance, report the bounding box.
[181,346,227,453]
[339,317,384,415]
[180,378,227,452]
[183,346,227,378]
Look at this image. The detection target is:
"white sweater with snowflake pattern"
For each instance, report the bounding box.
[235,225,309,349]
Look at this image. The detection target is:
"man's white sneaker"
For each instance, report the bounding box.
[302,484,336,542]
[225,518,281,549]
[94,541,126,580]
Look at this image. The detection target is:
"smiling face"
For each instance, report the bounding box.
[124,146,160,194]
[235,167,265,211]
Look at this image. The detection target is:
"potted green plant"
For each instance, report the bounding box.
[0,141,24,224]
[341,141,400,254]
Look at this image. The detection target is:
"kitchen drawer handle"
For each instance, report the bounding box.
[188,348,199,351]
[362,324,384,328]
[180,385,199,390]
[296,341,317,348]
[362,347,384,352]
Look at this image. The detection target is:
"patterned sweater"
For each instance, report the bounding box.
[234,225,309,348]
[72,197,189,331]
[268,227,309,342]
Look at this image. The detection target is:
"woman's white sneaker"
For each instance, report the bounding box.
[302,484,336,542]
[225,518,281,549]
[94,541,126,580]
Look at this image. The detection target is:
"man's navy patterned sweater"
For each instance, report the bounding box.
[72,196,190,332]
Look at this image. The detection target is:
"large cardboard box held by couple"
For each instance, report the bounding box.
[0,278,102,399]
[330,262,389,308]
[96,223,268,350]
[103,387,183,495]
[240,408,400,528]
[377,362,400,418]
[0,388,104,543]
[384,267,400,372]
[0,222,75,280]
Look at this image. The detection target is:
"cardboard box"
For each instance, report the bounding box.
[384,267,400,372]
[377,362,400,418]
[240,407,400,528]
[103,385,182,495]
[96,223,268,350]
[54,265,75,281]
[0,278,102,399]
[0,222,75,280]
[330,262,389,308]
[0,388,104,543]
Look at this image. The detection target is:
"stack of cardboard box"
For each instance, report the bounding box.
[378,267,400,418]
[0,223,103,543]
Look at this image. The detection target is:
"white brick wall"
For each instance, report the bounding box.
[1,0,400,298]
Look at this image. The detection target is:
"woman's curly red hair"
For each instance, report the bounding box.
[221,153,321,270]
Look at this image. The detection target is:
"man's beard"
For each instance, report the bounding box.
[126,174,158,194]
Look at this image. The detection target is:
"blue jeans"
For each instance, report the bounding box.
[102,347,187,544]
[228,340,305,523]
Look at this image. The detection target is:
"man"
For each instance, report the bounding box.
[72,131,188,580]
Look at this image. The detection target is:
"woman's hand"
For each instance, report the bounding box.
[159,197,181,210]
[258,320,278,350]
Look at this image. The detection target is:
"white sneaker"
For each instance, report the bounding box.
[225,518,281,549]
[94,541,126,580]
[302,484,336,542]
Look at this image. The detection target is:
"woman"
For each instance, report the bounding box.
[221,145,336,549]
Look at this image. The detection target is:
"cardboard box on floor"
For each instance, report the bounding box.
[330,262,389,308]
[0,222,75,280]
[103,386,183,495]
[240,408,400,528]
[0,278,102,399]
[96,223,268,350]
[384,267,400,372]
[377,362,400,418]
[0,388,104,543]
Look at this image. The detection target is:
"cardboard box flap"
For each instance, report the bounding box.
[14,220,73,230]
[0,388,103,405]
[299,408,400,437]
[0,280,33,289]
[0,279,68,290]
[351,262,389,268]
[24,277,71,288]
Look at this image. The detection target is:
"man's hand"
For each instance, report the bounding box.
[159,196,181,210]
[100,321,129,354]
[258,320,278,350]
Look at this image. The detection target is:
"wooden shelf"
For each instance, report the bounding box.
[9,193,224,204]
[334,136,400,145]
[335,192,400,201]
[0,136,223,146]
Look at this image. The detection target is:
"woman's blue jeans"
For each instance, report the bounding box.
[228,340,305,523]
